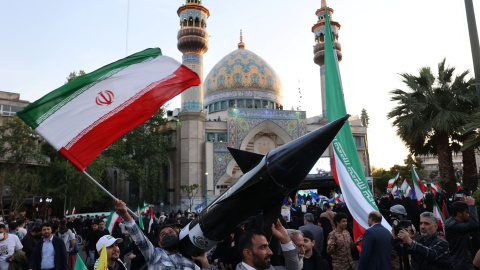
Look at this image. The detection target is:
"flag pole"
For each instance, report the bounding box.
[82,171,138,217]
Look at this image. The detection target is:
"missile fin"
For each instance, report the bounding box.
[227,147,264,173]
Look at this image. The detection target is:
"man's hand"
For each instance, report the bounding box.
[113,199,131,221]
[397,229,413,245]
[391,229,398,239]
[192,252,210,268]
[355,235,363,245]
[466,196,475,206]
[271,219,290,244]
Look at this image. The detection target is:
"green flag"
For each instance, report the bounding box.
[323,7,391,235]
[73,254,87,270]
[137,205,144,230]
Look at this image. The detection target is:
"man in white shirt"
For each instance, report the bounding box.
[0,223,23,269]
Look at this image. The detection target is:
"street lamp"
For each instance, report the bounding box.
[205,172,208,206]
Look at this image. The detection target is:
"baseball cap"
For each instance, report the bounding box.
[96,235,123,252]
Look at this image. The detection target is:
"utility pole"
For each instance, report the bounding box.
[464,0,480,106]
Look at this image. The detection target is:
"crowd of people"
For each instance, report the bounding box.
[0,187,479,270]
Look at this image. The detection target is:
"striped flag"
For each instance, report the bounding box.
[410,162,426,205]
[17,48,200,171]
[457,182,461,190]
[137,205,144,230]
[72,207,76,215]
[148,206,154,234]
[106,211,121,234]
[405,186,412,197]
[65,210,68,217]
[400,179,409,193]
[433,198,447,231]
[431,182,440,195]
[391,186,399,196]
[323,8,392,242]
[388,172,400,188]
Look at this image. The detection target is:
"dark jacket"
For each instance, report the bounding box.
[445,205,479,270]
[393,234,452,270]
[302,248,330,270]
[358,223,392,270]
[21,232,37,260]
[29,235,68,270]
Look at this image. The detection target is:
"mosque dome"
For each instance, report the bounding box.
[204,35,283,112]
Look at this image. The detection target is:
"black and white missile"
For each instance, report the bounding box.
[178,114,350,257]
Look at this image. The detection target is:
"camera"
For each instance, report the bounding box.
[392,219,412,235]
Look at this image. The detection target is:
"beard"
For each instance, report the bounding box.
[43,232,51,239]
[252,252,271,269]
[298,254,304,269]
[160,233,179,251]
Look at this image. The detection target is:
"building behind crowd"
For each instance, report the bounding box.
[0,2,372,212]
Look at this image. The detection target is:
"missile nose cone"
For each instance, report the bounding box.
[266,115,349,189]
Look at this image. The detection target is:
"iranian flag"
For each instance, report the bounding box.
[391,186,399,196]
[388,172,400,188]
[400,179,409,194]
[405,186,412,197]
[431,182,440,195]
[433,198,447,230]
[323,8,392,242]
[106,211,122,234]
[410,162,426,205]
[17,48,200,171]
[72,207,76,215]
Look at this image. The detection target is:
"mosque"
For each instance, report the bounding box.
[127,0,371,211]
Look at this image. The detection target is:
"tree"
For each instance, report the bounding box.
[180,184,199,211]
[361,108,369,127]
[66,70,86,83]
[0,116,47,216]
[388,59,476,192]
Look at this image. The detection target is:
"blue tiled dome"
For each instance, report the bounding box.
[204,47,283,108]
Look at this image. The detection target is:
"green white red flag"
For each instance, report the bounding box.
[323,9,392,240]
[388,172,400,188]
[106,211,121,234]
[433,198,446,231]
[17,48,200,171]
[400,179,409,194]
[410,162,426,205]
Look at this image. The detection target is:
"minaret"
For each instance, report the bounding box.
[176,0,209,208]
[177,0,209,112]
[312,1,342,118]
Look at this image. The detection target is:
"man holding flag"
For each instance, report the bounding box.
[114,199,212,269]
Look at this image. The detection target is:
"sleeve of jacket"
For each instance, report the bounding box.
[125,219,156,264]
[283,245,300,270]
[57,237,68,269]
[28,241,41,270]
[357,229,374,270]
[408,238,449,262]
[449,205,479,233]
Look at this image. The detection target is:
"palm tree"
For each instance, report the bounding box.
[388,59,476,192]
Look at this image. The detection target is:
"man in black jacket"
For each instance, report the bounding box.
[301,230,330,270]
[21,226,41,263]
[394,212,452,270]
[446,197,479,270]
[29,223,67,270]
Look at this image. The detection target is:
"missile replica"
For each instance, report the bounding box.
[179,115,350,256]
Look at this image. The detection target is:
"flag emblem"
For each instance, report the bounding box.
[95,90,114,106]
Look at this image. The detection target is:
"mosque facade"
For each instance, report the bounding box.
[157,0,371,210]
